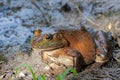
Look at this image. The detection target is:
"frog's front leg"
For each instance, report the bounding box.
[66,49,85,72]
[40,51,58,65]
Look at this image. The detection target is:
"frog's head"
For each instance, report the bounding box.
[31,29,68,51]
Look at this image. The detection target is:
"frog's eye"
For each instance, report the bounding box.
[46,34,53,40]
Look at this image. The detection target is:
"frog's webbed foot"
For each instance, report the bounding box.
[95,49,109,63]
[94,30,110,63]
[66,49,85,72]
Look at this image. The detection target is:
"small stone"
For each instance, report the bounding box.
[18,72,26,78]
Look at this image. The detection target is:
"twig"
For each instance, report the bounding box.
[0,70,9,73]
[65,0,102,28]
[73,2,101,28]
[30,0,50,26]
[31,0,103,28]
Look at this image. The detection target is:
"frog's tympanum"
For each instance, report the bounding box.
[31,27,110,75]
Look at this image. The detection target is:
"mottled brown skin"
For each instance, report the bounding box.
[57,28,96,64]
[31,28,110,74]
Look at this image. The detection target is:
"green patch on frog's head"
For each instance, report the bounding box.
[31,30,68,51]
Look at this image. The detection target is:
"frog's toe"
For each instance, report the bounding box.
[95,53,109,63]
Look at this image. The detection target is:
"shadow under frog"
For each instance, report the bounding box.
[31,27,111,75]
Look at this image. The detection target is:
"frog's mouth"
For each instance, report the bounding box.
[38,44,64,51]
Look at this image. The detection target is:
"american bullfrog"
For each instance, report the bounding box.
[31,27,110,74]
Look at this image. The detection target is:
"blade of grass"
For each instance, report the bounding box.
[14,68,19,78]
[20,64,37,80]
[62,68,71,78]
[56,74,64,80]
[38,74,46,80]
[70,68,78,75]
[57,68,78,80]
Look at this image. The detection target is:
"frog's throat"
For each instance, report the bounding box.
[39,44,64,51]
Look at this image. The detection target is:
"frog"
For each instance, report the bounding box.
[31,27,110,74]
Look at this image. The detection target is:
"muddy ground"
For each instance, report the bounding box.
[0,0,120,80]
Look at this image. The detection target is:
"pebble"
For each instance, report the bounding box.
[18,72,26,78]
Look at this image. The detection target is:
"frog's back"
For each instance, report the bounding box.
[59,28,96,64]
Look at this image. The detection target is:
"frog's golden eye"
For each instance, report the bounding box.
[46,34,53,40]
